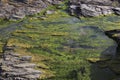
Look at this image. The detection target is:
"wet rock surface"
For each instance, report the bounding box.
[69,0,120,17]
[0,47,41,80]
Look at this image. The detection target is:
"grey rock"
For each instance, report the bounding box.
[0,0,63,20]
[47,0,62,5]
[0,0,119,19]
[20,56,32,62]
[70,0,114,6]
[3,46,15,51]
[24,74,40,79]
[80,4,113,17]
[10,14,25,20]
[46,10,55,15]
[69,0,120,17]
[70,5,77,9]
[13,63,36,68]
[69,5,78,15]
[113,7,120,15]
[0,49,41,80]
[80,4,101,17]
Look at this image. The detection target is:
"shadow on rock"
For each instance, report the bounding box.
[89,46,117,80]
[89,29,120,80]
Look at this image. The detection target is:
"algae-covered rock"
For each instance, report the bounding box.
[87,58,101,63]
[87,57,111,63]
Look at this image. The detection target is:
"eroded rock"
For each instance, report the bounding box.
[80,4,113,17]
[0,0,63,20]
[69,0,120,17]
[0,51,41,80]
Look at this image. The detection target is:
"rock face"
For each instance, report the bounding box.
[0,47,41,80]
[1,0,120,19]
[0,0,62,20]
[80,4,113,17]
[69,0,120,17]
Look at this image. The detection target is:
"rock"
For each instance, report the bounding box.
[69,5,80,15]
[69,0,117,6]
[24,68,41,75]
[46,10,55,15]
[20,56,32,62]
[87,57,111,63]
[13,63,36,68]
[69,0,120,17]
[70,5,77,9]
[112,7,120,15]
[80,4,100,17]
[47,0,62,5]
[81,4,113,17]
[38,16,47,20]
[47,0,53,3]
[87,58,101,63]
[78,0,113,6]
[10,14,25,20]
[3,46,15,51]
[0,50,41,80]
[0,0,63,20]
[24,74,40,79]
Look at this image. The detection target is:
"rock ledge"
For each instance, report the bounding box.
[0,49,41,80]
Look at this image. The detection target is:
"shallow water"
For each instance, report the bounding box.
[0,14,120,80]
[34,16,117,80]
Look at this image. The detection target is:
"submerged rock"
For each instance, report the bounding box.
[104,30,120,76]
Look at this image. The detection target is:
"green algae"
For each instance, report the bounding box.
[5,10,119,80]
[0,5,120,79]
